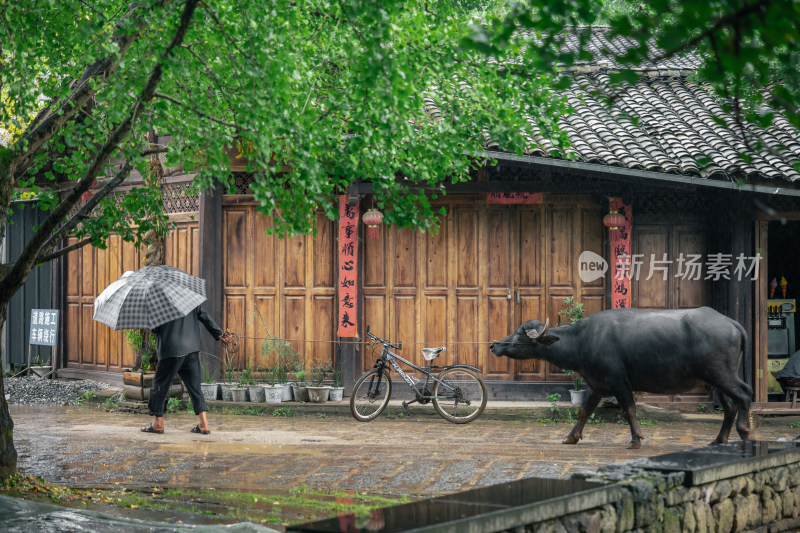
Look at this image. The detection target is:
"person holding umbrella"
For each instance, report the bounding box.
[142,306,230,434]
[93,265,230,435]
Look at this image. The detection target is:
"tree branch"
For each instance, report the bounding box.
[35,237,94,264]
[9,0,165,180]
[0,0,201,298]
[153,92,250,131]
[36,161,134,261]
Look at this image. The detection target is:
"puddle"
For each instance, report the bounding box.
[0,494,279,532]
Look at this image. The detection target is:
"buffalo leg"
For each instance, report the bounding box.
[613,387,643,449]
[563,390,602,445]
[714,378,752,441]
[711,389,737,444]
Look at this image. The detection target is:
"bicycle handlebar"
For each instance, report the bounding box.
[365,325,402,350]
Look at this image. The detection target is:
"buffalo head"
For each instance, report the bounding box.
[489,318,553,360]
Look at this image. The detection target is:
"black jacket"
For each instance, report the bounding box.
[152,307,223,359]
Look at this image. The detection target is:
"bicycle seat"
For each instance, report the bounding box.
[422,347,446,361]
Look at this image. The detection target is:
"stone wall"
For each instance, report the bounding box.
[524,442,800,533]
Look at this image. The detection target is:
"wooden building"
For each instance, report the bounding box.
[57,29,800,406]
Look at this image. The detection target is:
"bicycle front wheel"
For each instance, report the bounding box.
[432,367,487,424]
[350,368,392,422]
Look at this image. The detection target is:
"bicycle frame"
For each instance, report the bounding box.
[372,345,481,400]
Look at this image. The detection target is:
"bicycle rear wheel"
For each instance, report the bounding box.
[350,368,392,421]
[432,367,487,424]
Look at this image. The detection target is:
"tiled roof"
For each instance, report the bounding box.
[519,26,704,73]
[440,27,800,184]
[523,72,800,183]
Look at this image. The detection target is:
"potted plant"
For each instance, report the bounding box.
[241,368,263,402]
[122,329,180,402]
[329,360,344,401]
[200,361,219,401]
[260,330,297,401]
[264,370,283,403]
[564,370,587,405]
[307,359,331,403]
[219,361,236,401]
[30,354,52,379]
[291,367,309,402]
[230,371,248,402]
[275,351,294,402]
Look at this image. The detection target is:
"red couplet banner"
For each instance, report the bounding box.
[609,197,632,309]
[338,195,359,337]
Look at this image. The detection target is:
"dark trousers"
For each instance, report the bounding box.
[148,352,207,416]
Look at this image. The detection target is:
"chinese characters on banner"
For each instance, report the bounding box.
[609,198,632,309]
[487,192,543,204]
[338,196,359,337]
[29,309,59,346]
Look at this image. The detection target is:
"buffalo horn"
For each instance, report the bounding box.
[526,317,550,340]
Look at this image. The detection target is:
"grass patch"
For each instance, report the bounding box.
[1,474,411,527]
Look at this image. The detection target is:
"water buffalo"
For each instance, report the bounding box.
[489,307,752,449]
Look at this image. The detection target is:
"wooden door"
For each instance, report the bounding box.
[633,222,710,401]
[362,196,605,381]
[634,224,708,309]
[222,203,336,372]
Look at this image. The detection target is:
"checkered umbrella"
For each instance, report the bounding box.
[92,265,207,330]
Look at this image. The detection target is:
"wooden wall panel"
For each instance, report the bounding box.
[364,232,386,288]
[549,207,574,287]
[314,213,334,288]
[675,227,707,309]
[310,295,335,363]
[486,295,512,377]
[424,295,447,368]
[285,235,305,288]
[67,303,80,364]
[224,295,247,369]
[487,210,511,289]
[394,228,416,288]
[224,210,248,289]
[394,295,417,370]
[254,215,276,289]
[635,226,670,309]
[425,227,448,288]
[284,296,305,362]
[456,209,478,288]
[456,296,479,367]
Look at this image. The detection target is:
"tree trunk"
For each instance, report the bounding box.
[0,305,19,480]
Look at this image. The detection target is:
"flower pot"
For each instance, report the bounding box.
[280,383,292,401]
[218,383,234,401]
[231,387,247,402]
[30,366,53,379]
[248,385,266,403]
[307,386,330,403]
[123,371,182,401]
[329,387,344,402]
[569,389,587,405]
[264,385,283,404]
[291,384,309,402]
[201,383,219,401]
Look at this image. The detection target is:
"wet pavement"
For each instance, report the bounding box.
[10,403,800,498]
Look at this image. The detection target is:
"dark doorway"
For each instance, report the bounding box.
[766,220,800,400]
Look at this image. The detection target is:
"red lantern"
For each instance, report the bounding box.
[603,210,626,230]
[363,208,384,239]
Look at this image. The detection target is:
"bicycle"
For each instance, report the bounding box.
[350,326,487,424]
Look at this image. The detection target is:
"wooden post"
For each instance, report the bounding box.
[198,184,224,380]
